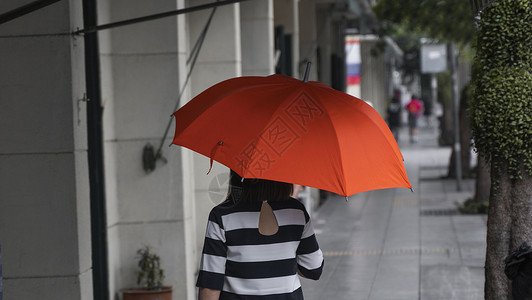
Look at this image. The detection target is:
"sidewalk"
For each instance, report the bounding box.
[301,120,487,300]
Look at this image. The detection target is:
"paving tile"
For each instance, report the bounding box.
[420,265,484,300]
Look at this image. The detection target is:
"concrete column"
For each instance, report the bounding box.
[188,0,241,96]
[98,0,191,299]
[185,0,242,277]
[274,0,300,78]
[360,38,387,116]
[298,0,319,80]
[176,5,198,300]
[316,7,332,85]
[240,0,275,75]
[0,1,92,299]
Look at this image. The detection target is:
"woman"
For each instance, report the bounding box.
[197,171,324,299]
[387,90,402,141]
[405,95,424,143]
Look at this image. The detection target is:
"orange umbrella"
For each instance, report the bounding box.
[172,74,411,197]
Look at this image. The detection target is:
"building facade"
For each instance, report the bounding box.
[0,1,399,299]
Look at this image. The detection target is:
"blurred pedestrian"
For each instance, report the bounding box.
[422,97,433,127]
[387,90,402,141]
[405,95,424,143]
[197,171,324,300]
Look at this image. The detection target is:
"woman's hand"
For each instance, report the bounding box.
[292,184,303,198]
[297,268,306,278]
[198,287,221,300]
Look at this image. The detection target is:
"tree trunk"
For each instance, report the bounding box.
[510,168,532,251]
[474,157,491,203]
[485,162,511,299]
[439,100,454,145]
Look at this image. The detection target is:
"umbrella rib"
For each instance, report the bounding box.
[302,86,349,196]
[320,103,349,196]
[355,104,411,188]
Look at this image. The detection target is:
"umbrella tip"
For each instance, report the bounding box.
[410,187,414,193]
[303,62,311,83]
[345,196,349,202]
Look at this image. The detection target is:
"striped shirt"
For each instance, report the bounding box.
[196,198,324,299]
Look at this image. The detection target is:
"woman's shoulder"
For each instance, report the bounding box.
[211,198,305,213]
[271,198,310,222]
[288,197,306,207]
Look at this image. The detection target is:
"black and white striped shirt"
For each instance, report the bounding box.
[196,198,324,299]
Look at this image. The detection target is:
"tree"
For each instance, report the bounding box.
[469,0,532,298]
[436,71,453,145]
[373,0,475,46]
[373,0,474,88]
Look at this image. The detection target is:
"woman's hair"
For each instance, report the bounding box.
[225,170,293,203]
[226,170,244,203]
[241,178,293,202]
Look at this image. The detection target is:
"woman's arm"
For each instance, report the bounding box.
[198,287,221,300]
[296,213,324,280]
[197,208,226,299]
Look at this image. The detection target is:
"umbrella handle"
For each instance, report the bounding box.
[303,62,311,83]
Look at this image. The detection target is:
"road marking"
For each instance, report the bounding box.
[322,247,484,257]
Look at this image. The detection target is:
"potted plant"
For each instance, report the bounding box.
[122,246,172,300]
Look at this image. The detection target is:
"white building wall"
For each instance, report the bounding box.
[240,0,275,76]
[97,0,190,299]
[360,39,387,116]
[176,6,198,300]
[0,1,92,299]
[185,3,243,285]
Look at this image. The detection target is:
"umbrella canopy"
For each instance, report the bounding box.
[172,74,411,197]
